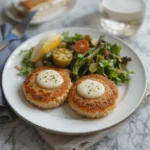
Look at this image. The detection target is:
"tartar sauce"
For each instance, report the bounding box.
[36,70,63,88]
[77,79,105,98]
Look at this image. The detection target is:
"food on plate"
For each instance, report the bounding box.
[22,66,72,108]
[30,34,62,62]
[74,39,89,53]
[18,32,133,84]
[17,32,134,117]
[21,0,49,10]
[12,0,49,17]
[53,48,72,67]
[68,74,119,118]
[12,0,68,19]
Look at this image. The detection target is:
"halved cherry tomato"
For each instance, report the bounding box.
[74,40,89,53]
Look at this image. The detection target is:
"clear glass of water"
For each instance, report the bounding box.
[99,0,147,37]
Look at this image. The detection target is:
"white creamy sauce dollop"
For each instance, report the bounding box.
[36,70,63,89]
[77,79,105,98]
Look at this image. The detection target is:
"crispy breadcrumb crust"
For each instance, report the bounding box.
[68,74,119,118]
[23,66,72,109]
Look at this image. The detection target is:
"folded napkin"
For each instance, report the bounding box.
[37,83,150,150]
[0,23,27,122]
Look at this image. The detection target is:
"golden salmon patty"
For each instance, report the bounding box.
[23,66,72,109]
[68,74,119,118]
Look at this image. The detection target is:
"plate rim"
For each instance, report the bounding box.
[5,0,77,25]
[2,27,147,135]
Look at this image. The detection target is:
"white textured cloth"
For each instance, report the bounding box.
[37,83,150,150]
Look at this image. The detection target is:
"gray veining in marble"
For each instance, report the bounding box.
[0,0,150,150]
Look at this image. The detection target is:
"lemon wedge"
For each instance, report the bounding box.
[30,34,62,62]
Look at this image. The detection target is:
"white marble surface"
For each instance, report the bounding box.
[0,0,150,150]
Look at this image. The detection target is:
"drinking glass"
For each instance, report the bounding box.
[99,0,147,37]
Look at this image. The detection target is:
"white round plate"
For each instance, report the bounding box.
[2,27,147,135]
[5,0,76,25]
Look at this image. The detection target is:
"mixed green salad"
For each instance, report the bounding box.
[17,32,133,84]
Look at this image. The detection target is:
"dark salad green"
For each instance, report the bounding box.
[18,32,133,84]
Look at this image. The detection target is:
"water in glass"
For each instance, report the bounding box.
[99,0,146,37]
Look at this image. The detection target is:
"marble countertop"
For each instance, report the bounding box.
[0,0,150,150]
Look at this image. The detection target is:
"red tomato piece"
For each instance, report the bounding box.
[74,40,89,53]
